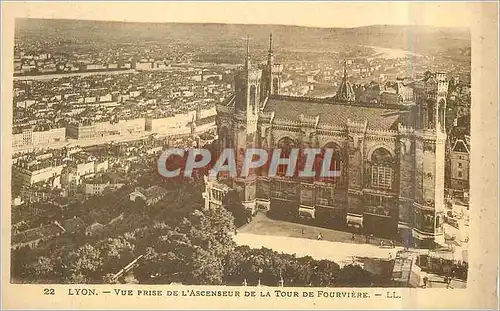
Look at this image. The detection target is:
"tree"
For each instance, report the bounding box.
[336,264,374,287]
[64,272,92,284]
[222,246,249,285]
[24,256,55,282]
[130,205,237,285]
[314,259,341,286]
[102,273,119,284]
[123,273,139,284]
[11,247,31,281]
[133,246,161,283]
[97,237,136,274]
[63,244,103,283]
[187,247,224,285]
[223,247,345,287]
[223,190,251,227]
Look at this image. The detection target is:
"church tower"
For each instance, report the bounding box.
[232,36,261,212]
[412,71,448,247]
[234,36,261,117]
[261,33,283,102]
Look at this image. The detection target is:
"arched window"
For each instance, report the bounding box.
[276,137,296,176]
[319,142,343,183]
[438,99,446,132]
[423,214,434,229]
[249,85,256,111]
[296,142,313,182]
[427,100,435,129]
[316,186,335,207]
[218,126,231,152]
[435,215,441,228]
[370,148,393,190]
[273,77,279,94]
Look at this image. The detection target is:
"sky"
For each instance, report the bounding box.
[5,2,474,28]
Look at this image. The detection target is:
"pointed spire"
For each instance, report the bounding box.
[269,33,273,53]
[245,35,251,69]
[246,35,250,56]
[335,59,355,102]
[267,33,274,67]
[343,59,348,80]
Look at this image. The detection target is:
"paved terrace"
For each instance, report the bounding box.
[234,214,402,265]
[234,213,467,265]
[233,232,401,266]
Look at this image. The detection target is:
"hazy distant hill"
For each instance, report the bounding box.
[15,18,470,54]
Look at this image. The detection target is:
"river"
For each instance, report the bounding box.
[365,45,423,59]
[13,69,137,81]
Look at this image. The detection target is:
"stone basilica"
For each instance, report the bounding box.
[203,34,448,248]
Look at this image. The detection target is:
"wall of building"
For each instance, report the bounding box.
[94,160,109,173]
[32,128,66,145]
[117,118,145,134]
[135,62,153,70]
[146,110,196,135]
[12,164,65,187]
[66,124,96,139]
[198,107,217,119]
[84,182,109,196]
[450,151,469,191]
[76,161,95,176]
[13,128,65,149]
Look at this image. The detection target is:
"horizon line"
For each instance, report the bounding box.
[16,17,471,31]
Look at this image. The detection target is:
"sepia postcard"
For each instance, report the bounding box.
[1,1,498,310]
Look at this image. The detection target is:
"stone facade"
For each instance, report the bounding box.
[450,137,470,193]
[204,34,448,248]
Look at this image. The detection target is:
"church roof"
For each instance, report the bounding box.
[452,137,470,154]
[264,97,408,130]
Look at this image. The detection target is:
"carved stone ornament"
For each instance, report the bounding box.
[423,142,436,153]
[399,140,411,155]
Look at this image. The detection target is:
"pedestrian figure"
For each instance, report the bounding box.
[301,228,305,235]
[351,233,355,241]
[390,240,395,248]
[317,233,323,240]
[423,276,428,288]
[380,240,384,247]
[445,276,451,289]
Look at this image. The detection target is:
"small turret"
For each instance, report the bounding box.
[267,33,274,66]
[261,33,282,98]
[334,60,356,102]
[244,35,251,70]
